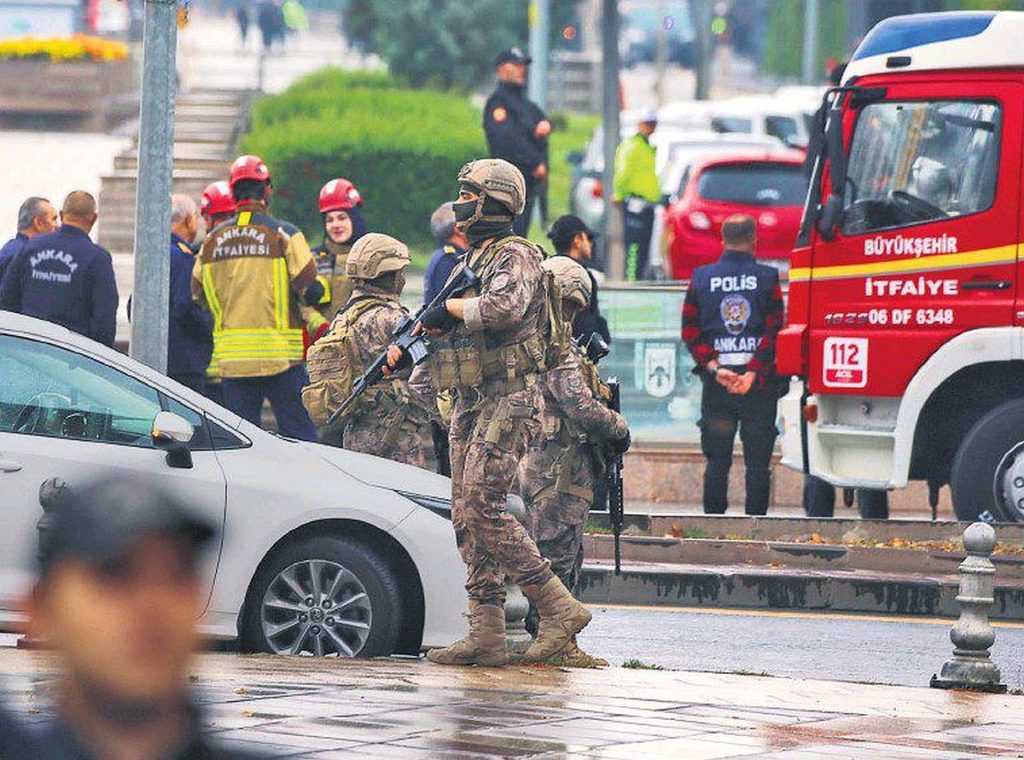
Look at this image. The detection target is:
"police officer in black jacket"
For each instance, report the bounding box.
[483,47,551,237]
[681,215,785,516]
[0,191,117,347]
[548,214,610,345]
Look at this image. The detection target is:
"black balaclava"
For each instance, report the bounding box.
[453,184,515,246]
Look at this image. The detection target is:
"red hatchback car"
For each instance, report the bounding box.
[665,151,807,280]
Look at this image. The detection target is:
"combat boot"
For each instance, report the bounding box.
[551,636,609,668]
[425,602,508,667]
[520,578,592,663]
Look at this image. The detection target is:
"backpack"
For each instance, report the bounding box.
[302,297,386,428]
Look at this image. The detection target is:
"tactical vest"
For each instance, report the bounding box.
[691,250,777,370]
[427,236,568,392]
[303,297,384,428]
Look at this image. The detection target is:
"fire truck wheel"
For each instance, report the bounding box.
[950,399,1024,522]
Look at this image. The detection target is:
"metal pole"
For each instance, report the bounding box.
[528,0,550,110]
[693,0,712,100]
[601,0,623,280]
[801,0,820,85]
[129,0,178,373]
[654,0,668,107]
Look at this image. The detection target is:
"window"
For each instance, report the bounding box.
[842,100,1001,235]
[696,163,808,207]
[766,115,799,143]
[0,335,161,447]
[711,116,753,134]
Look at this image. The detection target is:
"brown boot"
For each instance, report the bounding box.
[520,578,592,664]
[551,636,608,668]
[426,603,508,667]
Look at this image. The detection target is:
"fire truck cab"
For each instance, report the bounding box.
[778,11,1024,522]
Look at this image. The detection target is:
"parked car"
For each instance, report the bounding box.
[569,128,782,268]
[664,150,807,280]
[0,312,466,657]
[659,95,813,148]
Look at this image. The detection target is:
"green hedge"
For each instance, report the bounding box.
[240,69,485,249]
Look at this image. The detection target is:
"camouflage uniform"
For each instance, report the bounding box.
[442,238,554,607]
[338,282,436,471]
[521,343,627,593]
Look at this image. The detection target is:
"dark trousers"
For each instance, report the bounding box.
[170,371,206,394]
[623,202,655,281]
[221,364,317,442]
[699,378,778,515]
[512,175,539,238]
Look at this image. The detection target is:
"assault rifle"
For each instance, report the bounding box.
[324,266,480,430]
[606,378,624,575]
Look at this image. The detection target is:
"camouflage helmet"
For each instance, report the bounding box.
[458,159,527,217]
[542,256,592,308]
[345,233,410,280]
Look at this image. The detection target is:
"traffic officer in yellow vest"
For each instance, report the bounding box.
[613,108,662,281]
[192,154,323,441]
[387,158,591,667]
[303,233,436,469]
[520,256,629,665]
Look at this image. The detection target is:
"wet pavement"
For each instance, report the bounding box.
[1,647,1022,758]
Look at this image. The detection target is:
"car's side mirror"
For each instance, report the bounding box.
[152,411,194,469]
[817,194,844,241]
[566,150,583,165]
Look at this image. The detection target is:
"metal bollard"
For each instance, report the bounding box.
[504,494,533,653]
[930,522,1007,693]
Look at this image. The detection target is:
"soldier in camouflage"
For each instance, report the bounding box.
[521,256,630,665]
[305,233,436,470]
[387,159,591,667]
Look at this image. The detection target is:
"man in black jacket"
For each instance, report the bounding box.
[483,47,551,237]
[548,214,610,345]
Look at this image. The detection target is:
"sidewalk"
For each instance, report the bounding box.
[1,649,1020,758]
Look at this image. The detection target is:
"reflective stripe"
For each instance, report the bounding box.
[789,243,1016,283]
[212,328,304,361]
[200,264,223,328]
[273,257,288,330]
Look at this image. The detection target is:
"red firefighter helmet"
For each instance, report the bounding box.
[318,178,364,213]
[229,154,271,188]
[200,181,236,218]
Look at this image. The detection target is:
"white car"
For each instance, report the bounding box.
[0,312,467,657]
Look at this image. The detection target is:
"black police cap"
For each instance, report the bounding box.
[496,47,532,66]
[548,214,599,248]
[37,476,216,577]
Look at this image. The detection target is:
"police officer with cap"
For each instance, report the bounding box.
[483,46,552,238]
[681,214,784,516]
[548,213,610,345]
[24,476,266,759]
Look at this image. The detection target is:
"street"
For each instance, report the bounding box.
[581,605,1024,691]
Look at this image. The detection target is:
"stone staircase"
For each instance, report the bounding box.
[98,87,254,254]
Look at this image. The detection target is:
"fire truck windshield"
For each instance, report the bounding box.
[841,100,1001,236]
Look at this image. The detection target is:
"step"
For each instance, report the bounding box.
[578,560,1024,620]
[114,155,231,173]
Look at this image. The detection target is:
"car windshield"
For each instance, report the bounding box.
[842,100,1001,235]
[697,163,807,206]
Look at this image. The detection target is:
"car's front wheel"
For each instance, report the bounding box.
[241,535,402,657]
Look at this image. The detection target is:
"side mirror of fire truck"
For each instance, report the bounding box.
[817,194,843,241]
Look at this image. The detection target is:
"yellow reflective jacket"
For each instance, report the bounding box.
[192,201,318,379]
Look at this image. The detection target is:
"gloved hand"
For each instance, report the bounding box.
[301,279,325,307]
[609,430,631,455]
[420,302,457,333]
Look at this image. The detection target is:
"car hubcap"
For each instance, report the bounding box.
[996,442,1024,522]
[261,560,372,657]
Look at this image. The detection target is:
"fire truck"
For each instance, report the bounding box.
[778,11,1024,522]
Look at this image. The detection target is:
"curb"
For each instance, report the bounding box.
[578,561,1024,620]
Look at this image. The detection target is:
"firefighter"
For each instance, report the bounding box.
[192,154,323,441]
[520,256,629,666]
[199,181,236,232]
[388,158,590,667]
[303,233,436,469]
[304,178,366,347]
[483,47,551,237]
[681,214,784,516]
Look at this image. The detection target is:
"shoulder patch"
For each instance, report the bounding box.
[443,245,456,254]
[237,211,252,227]
[176,241,193,254]
[492,106,508,123]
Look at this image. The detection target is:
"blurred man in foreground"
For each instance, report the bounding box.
[24,477,267,759]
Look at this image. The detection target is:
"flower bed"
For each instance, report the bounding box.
[0,35,128,63]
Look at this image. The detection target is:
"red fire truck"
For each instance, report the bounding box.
[778,11,1024,522]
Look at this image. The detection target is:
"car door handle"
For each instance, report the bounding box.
[961,280,1011,291]
[0,458,23,473]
